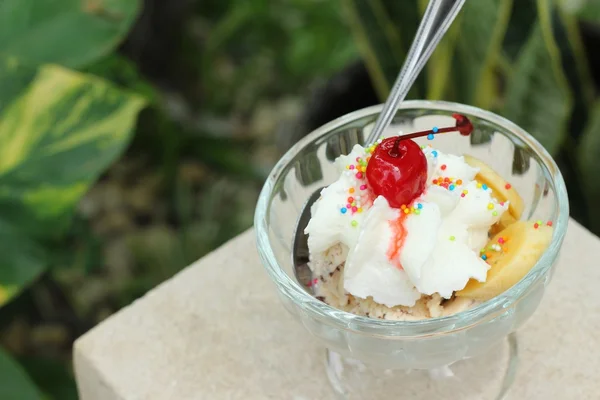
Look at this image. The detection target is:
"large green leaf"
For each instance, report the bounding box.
[0,0,142,68]
[0,60,146,241]
[578,102,600,232]
[0,59,145,306]
[502,0,572,155]
[452,0,513,109]
[0,347,42,400]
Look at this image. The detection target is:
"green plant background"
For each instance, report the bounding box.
[0,0,598,397]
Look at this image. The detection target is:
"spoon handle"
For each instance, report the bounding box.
[365,0,466,145]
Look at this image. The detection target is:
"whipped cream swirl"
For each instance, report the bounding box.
[305,143,508,307]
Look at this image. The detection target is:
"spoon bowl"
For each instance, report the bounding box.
[292,187,322,292]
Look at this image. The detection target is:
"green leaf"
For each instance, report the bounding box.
[452,0,514,109]
[553,7,595,136]
[578,102,600,232]
[19,357,78,400]
[502,0,572,155]
[342,0,422,100]
[83,54,160,103]
[0,0,142,68]
[502,0,539,61]
[0,220,46,306]
[560,0,600,23]
[0,59,146,242]
[0,347,43,400]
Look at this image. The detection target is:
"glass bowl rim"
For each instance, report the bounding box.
[254,100,569,336]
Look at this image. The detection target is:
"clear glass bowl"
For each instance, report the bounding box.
[254,101,569,399]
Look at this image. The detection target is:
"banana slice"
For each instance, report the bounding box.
[456,221,553,301]
[463,155,524,219]
[489,211,517,236]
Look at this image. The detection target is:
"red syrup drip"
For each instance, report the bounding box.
[387,211,408,270]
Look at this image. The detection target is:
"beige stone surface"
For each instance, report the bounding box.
[74,220,600,400]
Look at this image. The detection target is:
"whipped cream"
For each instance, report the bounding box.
[305,143,508,307]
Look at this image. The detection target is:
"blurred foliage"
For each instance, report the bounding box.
[200,0,358,114]
[344,0,600,229]
[0,0,146,396]
[0,0,357,397]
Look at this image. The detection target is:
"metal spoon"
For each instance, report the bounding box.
[293,0,466,291]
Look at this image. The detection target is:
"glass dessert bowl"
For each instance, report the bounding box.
[254,101,569,399]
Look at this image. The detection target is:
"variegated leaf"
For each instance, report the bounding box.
[0,58,146,306]
[0,0,141,68]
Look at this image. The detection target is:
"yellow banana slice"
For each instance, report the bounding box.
[456,221,553,301]
[464,155,524,219]
[489,211,517,236]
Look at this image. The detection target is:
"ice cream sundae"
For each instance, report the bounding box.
[305,115,553,320]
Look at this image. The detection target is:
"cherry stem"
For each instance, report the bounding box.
[400,125,458,141]
[388,135,403,157]
[394,114,473,142]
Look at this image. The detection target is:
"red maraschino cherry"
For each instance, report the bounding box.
[366,114,473,208]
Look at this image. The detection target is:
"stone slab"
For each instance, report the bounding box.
[74,220,600,399]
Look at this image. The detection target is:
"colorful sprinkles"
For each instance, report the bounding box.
[335,139,543,233]
[338,141,383,227]
[533,220,548,229]
[432,176,460,190]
